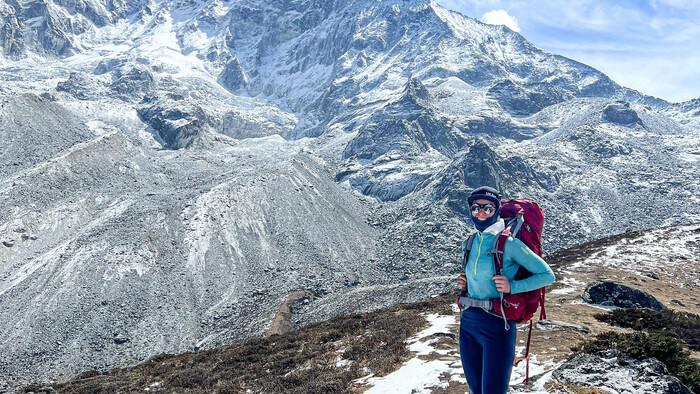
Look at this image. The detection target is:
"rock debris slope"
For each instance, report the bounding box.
[0,0,699,385]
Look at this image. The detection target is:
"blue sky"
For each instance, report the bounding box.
[437,0,700,103]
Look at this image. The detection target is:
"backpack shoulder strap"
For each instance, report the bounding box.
[491,229,511,274]
[461,234,475,272]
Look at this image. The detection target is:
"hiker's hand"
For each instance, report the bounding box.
[492,275,511,294]
[457,272,467,289]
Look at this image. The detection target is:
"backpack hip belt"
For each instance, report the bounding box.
[458,294,493,312]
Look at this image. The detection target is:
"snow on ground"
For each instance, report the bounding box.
[562,224,700,288]
[356,312,558,393]
[550,287,577,295]
[356,313,464,393]
[510,350,559,389]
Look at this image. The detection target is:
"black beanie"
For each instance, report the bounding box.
[467,186,502,209]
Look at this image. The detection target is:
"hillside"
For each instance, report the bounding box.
[11,223,699,393]
[1,0,699,385]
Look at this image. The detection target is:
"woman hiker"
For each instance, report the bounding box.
[457,186,555,394]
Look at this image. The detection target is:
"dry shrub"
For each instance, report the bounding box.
[38,294,454,394]
[594,308,700,351]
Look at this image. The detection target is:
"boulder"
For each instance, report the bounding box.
[553,351,691,393]
[536,319,590,334]
[582,281,666,310]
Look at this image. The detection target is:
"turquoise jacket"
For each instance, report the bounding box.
[461,220,555,300]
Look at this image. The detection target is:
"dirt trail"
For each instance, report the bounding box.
[267,291,313,335]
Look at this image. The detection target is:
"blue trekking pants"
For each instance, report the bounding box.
[459,307,517,394]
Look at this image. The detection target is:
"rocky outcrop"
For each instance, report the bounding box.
[337,158,434,202]
[553,350,691,393]
[0,0,23,59]
[428,138,560,217]
[220,109,296,140]
[343,117,431,161]
[56,72,106,100]
[488,80,562,117]
[137,93,218,149]
[582,281,667,310]
[0,0,153,59]
[109,64,156,98]
[536,319,590,334]
[93,57,125,75]
[602,101,643,126]
[52,0,112,27]
[343,79,469,162]
[219,56,248,92]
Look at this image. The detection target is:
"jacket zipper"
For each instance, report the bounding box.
[474,233,483,276]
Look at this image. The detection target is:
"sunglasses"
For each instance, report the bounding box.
[470,203,496,215]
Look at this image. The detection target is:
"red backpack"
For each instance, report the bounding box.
[460,199,546,322]
[460,199,547,384]
[493,199,546,323]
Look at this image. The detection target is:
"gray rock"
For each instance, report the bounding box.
[536,319,590,334]
[52,0,112,27]
[112,334,130,345]
[0,1,24,59]
[602,101,643,126]
[0,93,94,179]
[671,299,686,308]
[93,57,126,75]
[109,64,156,98]
[341,160,433,202]
[488,80,561,117]
[344,116,430,161]
[0,0,153,59]
[582,281,667,310]
[137,93,217,149]
[218,56,248,92]
[428,138,560,217]
[35,3,83,57]
[553,351,691,393]
[219,109,296,140]
[343,79,471,163]
[56,72,105,100]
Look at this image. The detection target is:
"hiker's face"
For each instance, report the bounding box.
[471,199,496,221]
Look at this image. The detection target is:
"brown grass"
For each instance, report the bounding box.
[544,382,613,393]
[24,295,454,394]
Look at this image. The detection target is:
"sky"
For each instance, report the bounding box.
[436,0,700,103]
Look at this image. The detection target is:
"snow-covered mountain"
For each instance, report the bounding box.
[1,0,698,384]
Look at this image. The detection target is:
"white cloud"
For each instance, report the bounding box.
[481,9,520,32]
